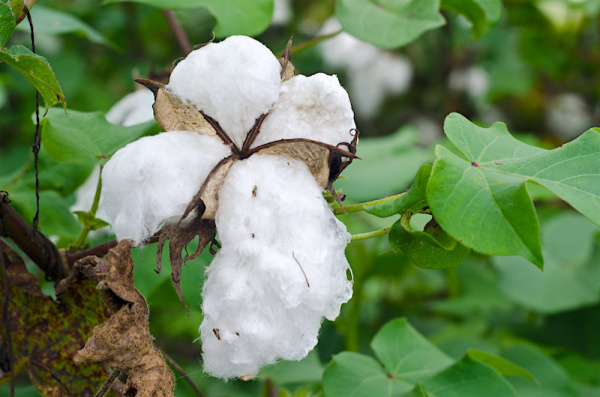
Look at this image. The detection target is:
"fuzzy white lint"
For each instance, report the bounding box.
[251,74,356,148]
[167,36,282,148]
[200,155,352,379]
[101,131,231,243]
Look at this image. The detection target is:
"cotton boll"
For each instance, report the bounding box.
[105,90,155,126]
[348,53,413,118]
[101,131,231,243]
[200,155,353,379]
[319,18,380,71]
[167,36,282,148]
[251,74,356,148]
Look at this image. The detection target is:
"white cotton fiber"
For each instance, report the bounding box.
[101,131,232,244]
[167,36,282,149]
[251,74,356,149]
[200,155,353,379]
[105,89,155,127]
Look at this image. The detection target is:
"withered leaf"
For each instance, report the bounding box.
[74,240,175,397]
[0,239,110,396]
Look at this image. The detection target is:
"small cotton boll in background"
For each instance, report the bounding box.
[271,0,292,26]
[448,66,490,100]
[167,36,282,148]
[348,53,412,118]
[546,93,594,140]
[251,74,356,148]
[101,131,231,243]
[319,18,413,118]
[201,155,352,379]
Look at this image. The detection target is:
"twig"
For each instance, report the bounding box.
[163,10,192,55]
[24,6,42,237]
[95,369,122,397]
[277,30,342,57]
[0,200,65,281]
[0,193,14,397]
[162,351,206,397]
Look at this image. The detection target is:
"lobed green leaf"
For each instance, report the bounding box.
[428,113,600,267]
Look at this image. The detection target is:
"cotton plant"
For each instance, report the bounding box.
[100,35,358,379]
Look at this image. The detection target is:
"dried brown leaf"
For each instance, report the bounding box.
[73,240,175,397]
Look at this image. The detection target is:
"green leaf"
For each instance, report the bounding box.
[407,355,517,396]
[493,212,600,313]
[102,0,274,37]
[389,217,471,269]
[467,349,536,382]
[73,211,109,231]
[324,352,413,397]
[428,113,600,267]
[502,344,580,397]
[9,189,81,238]
[371,318,454,382]
[336,0,446,49]
[41,108,156,164]
[441,0,486,38]
[15,6,115,48]
[323,318,453,397]
[0,2,16,48]
[366,164,433,218]
[441,0,502,37]
[0,45,66,110]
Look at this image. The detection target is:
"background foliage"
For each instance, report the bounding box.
[1,0,599,396]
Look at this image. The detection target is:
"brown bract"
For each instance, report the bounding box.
[134,38,358,312]
[59,240,175,397]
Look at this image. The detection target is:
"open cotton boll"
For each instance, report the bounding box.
[200,155,353,379]
[251,74,356,148]
[167,36,282,148]
[101,131,231,243]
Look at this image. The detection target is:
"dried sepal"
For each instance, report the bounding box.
[250,138,358,189]
[72,240,175,396]
[181,155,239,221]
[136,79,220,140]
[279,36,295,82]
[155,217,217,315]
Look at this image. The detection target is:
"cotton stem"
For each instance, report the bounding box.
[278,31,342,57]
[334,192,405,215]
[73,165,103,250]
[351,227,391,241]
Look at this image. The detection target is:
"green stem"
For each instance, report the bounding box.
[445,267,461,299]
[334,192,405,215]
[278,31,342,57]
[73,165,103,249]
[351,227,391,241]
